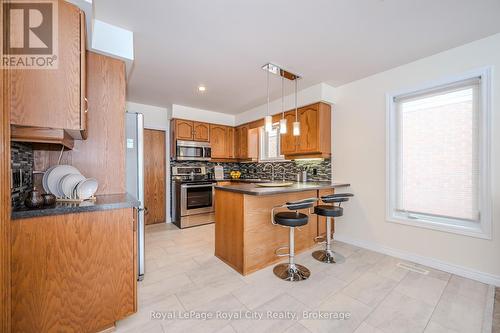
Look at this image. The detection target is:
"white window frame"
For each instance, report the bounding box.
[258,124,285,162]
[386,67,492,239]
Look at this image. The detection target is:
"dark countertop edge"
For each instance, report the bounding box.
[214,182,351,196]
[11,194,140,220]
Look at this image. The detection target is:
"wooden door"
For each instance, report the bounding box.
[226,127,235,158]
[210,125,227,158]
[280,111,298,155]
[175,120,194,140]
[193,122,210,142]
[9,0,83,132]
[144,129,166,225]
[297,105,320,153]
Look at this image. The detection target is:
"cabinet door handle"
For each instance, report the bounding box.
[84,97,88,113]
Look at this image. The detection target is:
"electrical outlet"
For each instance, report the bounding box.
[312,168,318,175]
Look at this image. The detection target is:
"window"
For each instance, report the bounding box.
[387,68,491,239]
[259,124,284,161]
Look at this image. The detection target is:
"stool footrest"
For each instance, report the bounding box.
[275,246,289,257]
[314,235,326,243]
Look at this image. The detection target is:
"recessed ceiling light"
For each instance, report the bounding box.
[198,86,206,92]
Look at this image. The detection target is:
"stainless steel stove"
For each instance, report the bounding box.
[171,166,216,228]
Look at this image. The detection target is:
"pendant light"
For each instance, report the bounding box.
[293,78,300,136]
[279,76,287,134]
[264,69,273,132]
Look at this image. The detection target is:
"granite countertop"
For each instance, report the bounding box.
[11,193,140,220]
[215,181,350,196]
[217,178,272,183]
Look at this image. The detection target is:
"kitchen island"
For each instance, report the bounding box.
[214,181,349,275]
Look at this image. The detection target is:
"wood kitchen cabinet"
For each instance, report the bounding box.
[226,127,235,158]
[174,119,195,140]
[172,119,210,142]
[280,102,331,159]
[210,124,228,158]
[11,208,137,332]
[234,124,250,159]
[280,111,299,155]
[193,122,210,141]
[210,124,237,160]
[9,0,88,140]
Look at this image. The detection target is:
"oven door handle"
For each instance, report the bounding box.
[181,184,215,189]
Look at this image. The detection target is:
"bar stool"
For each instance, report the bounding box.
[313,193,354,264]
[271,198,317,282]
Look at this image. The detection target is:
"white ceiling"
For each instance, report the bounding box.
[94,0,500,115]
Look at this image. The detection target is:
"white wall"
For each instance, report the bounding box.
[172,104,235,126]
[126,102,172,222]
[332,33,500,285]
[235,83,335,125]
[127,102,171,130]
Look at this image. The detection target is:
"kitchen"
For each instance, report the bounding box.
[1,1,500,333]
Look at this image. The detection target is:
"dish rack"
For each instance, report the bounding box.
[42,164,99,202]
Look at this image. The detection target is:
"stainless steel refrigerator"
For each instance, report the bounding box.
[125,112,145,281]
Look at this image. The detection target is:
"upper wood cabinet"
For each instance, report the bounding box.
[210,124,228,159]
[280,111,298,155]
[171,102,330,161]
[233,125,249,159]
[9,0,87,140]
[175,120,195,140]
[239,125,249,158]
[226,127,235,158]
[193,122,210,142]
[172,119,210,142]
[280,102,331,158]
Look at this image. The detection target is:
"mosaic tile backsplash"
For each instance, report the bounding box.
[171,158,332,181]
[11,142,34,209]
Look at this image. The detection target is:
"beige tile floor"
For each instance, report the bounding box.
[115,223,494,333]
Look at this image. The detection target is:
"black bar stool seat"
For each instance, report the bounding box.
[314,205,343,217]
[274,212,309,227]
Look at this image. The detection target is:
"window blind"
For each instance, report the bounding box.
[395,79,480,222]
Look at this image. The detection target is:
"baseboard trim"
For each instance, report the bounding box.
[334,234,500,287]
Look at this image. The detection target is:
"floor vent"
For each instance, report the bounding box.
[397,262,429,275]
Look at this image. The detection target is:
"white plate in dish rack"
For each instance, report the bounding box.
[59,173,85,198]
[42,165,58,193]
[76,178,98,200]
[46,165,81,197]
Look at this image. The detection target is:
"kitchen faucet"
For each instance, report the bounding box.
[275,165,287,181]
[263,163,276,181]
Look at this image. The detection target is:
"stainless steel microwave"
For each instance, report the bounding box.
[176,140,211,161]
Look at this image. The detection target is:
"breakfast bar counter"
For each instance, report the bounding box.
[214,181,350,275]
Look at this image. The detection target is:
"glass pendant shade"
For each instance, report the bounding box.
[279,118,287,134]
[293,121,300,136]
[264,115,273,132]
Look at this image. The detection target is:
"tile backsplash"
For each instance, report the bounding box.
[171,158,332,181]
[11,142,34,208]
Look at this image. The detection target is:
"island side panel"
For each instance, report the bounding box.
[243,191,318,275]
[214,189,245,274]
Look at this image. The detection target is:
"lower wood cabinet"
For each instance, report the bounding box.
[11,208,137,333]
